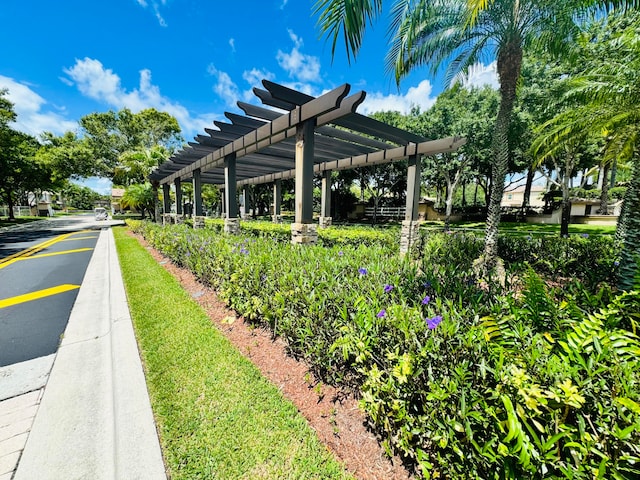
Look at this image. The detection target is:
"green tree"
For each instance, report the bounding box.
[0,90,48,219]
[121,183,157,220]
[314,0,588,273]
[533,11,640,289]
[79,108,182,179]
[113,145,170,186]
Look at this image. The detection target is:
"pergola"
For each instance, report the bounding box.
[149,80,465,251]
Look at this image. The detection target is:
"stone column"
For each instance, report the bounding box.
[291,120,317,244]
[272,179,282,224]
[401,153,422,255]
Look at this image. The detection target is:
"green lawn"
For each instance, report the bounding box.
[425,221,617,236]
[113,227,352,480]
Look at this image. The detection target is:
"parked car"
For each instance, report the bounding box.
[94,207,108,221]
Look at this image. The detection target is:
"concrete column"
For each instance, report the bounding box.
[193,169,203,216]
[175,178,183,216]
[224,153,240,234]
[401,154,421,255]
[319,169,332,228]
[272,179,282,223]
[292,120,318,244]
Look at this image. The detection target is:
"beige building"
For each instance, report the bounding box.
[501,185,546,208]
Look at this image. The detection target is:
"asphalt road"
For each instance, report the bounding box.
[0,216,102,367]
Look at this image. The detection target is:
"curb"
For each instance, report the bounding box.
[14,227,166,479]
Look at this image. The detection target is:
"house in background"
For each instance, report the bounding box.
[501,185,546,208]
[111,188,125,214]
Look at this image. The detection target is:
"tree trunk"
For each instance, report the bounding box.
[616,158,640,290]
[521,166,535,212]
[6,190,15,220]
[598,162,610,214]
[474,179,479,205]
[560,154,574,237]
[481,42,522,271]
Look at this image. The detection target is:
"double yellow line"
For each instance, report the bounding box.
[0,230,96,308]
[0,230,93,270]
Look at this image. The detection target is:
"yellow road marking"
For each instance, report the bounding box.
[0,284,80,309]
[22,248,94,260]
[61,235,98,241]
[0,230,94,269]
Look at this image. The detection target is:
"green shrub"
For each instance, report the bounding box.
[127,221,638,479]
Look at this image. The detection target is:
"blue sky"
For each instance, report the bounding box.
[0,0,497,194]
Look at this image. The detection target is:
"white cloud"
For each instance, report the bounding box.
[276,30,321,83]
[136,0,168,27]
[456,61,499,90]
[72,176,112,195]
[207,64,241,107]
[279,0,289,9]
[64,57,217,139]
[358,80,437,115]
[0,75,77,136]
[229,38,235,53]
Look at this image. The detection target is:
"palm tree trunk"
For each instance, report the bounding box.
[616,158,640,291]
[482,43,522,270]
[599,162,610,214]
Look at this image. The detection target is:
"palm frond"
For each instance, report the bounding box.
[313,0,383,62]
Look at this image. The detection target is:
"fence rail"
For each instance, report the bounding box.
[0,206,34,217]
[364,206,406,218]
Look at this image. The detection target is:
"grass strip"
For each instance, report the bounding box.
[113,227,352,480]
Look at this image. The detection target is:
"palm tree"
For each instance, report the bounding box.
[315,0,586,273]
[532,12,640,289]
[121,183,157,221]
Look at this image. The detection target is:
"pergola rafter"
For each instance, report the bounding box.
[150,80,465,250]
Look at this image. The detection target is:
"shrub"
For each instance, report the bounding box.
[127,220,638,479]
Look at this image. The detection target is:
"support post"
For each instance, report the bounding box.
[192,169,205,228]
[162,184,171,214]
[224,153,240,234]
[319,169,332,228]
[401,153,421,255]
[291,120,318,244]
[272,179,282,224]
[242,185,251,220]
[175,178,183,223]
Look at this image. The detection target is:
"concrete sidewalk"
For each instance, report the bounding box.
[4,224,166,479]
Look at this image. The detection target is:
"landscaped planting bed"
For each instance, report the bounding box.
[129,220,640,479]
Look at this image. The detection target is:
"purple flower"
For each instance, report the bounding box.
[338,251,344,256]
[423,281,432,289]
[422,295,431,305]
[240,248,249,255]
[384,284,394,293]
[581,233,589,238]
[377,309,386,318]
[358,267,368,275]
[426,315,443,330]
[614,261,620,267]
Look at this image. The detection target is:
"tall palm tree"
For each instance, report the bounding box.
[315,0,585,272]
